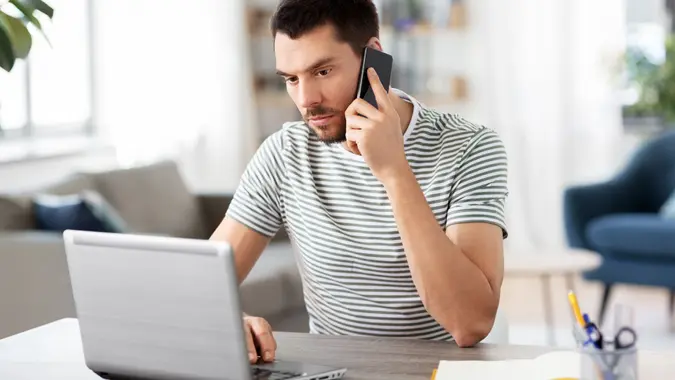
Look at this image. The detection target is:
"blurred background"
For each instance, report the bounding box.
[1,0,675,350]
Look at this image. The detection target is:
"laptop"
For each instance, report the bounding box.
[63,230,347,380]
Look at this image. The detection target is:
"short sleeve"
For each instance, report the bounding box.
[226,131,285,238]
[446,129,509,238]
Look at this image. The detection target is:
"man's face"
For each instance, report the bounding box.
[274,24,362,143]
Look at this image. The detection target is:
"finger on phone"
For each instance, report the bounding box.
[346,115,369,131]
[346,98,378,119]
[244,322,258,363]
[367,67,389,109]
[346,127,363,144]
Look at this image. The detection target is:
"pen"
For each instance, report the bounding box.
[567,291,585,328]
[583,313,603,350]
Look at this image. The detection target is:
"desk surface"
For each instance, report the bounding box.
[1,319,674,379]
[504,249,600,276]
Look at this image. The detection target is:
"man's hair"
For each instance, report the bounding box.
[270,0,380,55]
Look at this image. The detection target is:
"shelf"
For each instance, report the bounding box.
[414,94,463,106]
[381,24,466,37]
[249,30,273,38]
[253,91,468,108]
[255,90,295,108]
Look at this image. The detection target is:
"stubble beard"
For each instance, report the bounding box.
[303,105,347,144]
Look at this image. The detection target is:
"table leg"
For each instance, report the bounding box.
[541,274,555,346]
[565,274,576,294]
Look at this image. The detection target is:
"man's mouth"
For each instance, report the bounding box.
[308,114,334,124]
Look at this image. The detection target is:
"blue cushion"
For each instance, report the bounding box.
[586,214,675,259]
[660,189,675,219]
[33,191,128,233]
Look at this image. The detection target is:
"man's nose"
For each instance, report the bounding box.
[297,82,321,109]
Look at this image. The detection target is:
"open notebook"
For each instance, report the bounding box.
[434,351,581,380]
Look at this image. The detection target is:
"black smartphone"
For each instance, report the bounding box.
[356,47,394,109]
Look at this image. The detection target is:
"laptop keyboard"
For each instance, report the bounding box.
[251,367,304,380]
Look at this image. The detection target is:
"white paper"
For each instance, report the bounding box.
[435,351,581,380]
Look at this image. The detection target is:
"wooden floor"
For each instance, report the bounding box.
[500,274,675,349]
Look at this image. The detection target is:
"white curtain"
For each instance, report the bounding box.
[93,0,258,192]
[466,0,628,251]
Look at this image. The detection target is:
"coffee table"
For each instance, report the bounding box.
[504,248,601,345]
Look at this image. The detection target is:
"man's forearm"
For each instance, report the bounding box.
[382,165,498,346]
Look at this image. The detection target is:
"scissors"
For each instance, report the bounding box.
[582,314,638,350]
[606,326,638,350]
[600,328,638,379]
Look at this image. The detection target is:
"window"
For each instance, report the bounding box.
[0,0,94,140]
[620,0,670,130]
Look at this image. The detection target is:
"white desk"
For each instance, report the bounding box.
[0,318,97,379]
[2,319,675,379]
[505,248,601,345]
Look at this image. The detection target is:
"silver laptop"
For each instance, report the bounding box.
[63,230,347,380]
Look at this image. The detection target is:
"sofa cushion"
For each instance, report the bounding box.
[0,196,34,230]
[32,191,128,233]
[239,243,306,319]
[586,213,675,260]
[41,174,96,195]
[88,160,206,238]
[660,188,675,219]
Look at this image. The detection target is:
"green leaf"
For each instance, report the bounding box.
[21,0,54,19]
[8,0,51,46]
[0,13,32,58]
[0,22,16,71]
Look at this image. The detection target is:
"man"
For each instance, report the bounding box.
[211,0,508,363]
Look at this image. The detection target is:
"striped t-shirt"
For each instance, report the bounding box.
[227,89,508,340]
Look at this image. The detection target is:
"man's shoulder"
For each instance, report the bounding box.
[269,120,313,146]
[261,121,308,148]
[417,106,487,134]
[280,120,308,133]
[415,106,502,147]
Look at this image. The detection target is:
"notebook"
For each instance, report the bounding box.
[433,351,581,380]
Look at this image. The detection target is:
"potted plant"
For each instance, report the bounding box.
[623,34,675,128]
[0,0,53,134]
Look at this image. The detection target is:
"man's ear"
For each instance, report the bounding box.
[366,37,383,51]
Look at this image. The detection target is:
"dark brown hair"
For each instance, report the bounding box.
[270,0,380,55]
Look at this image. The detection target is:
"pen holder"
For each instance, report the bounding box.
[579,346,638,380]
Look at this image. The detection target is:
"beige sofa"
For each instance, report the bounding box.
[0,160,308,339]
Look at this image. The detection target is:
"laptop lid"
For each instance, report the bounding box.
[63,230,252,380]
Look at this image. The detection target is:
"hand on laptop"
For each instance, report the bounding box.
[243,314,277,364]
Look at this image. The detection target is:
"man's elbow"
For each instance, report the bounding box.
[451,315,496,348]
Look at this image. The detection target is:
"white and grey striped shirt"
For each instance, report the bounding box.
[227,90,508,340]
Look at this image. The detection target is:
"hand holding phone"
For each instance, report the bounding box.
[346,50,408,184]
[356,47,393,110]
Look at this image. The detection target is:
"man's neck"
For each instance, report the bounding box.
[389,90,414,134]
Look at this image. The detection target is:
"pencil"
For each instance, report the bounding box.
[568,291,586,328]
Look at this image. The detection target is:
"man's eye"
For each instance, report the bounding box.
[317,69,331,77]
[285,77,298,84]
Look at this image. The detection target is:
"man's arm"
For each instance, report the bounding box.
[210,217,279,363]
[384,168,504,347]
[209,131,287,363]
[345,68,507,347]
[210,217,270,283]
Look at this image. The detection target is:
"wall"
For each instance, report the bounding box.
[0,148,119,193]
[0,0,258,194]
[92,0,258,193]
[626,0,670,26]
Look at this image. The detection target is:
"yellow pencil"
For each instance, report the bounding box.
[568,291,585,327]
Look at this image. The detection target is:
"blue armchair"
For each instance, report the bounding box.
[563,130,675,325]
